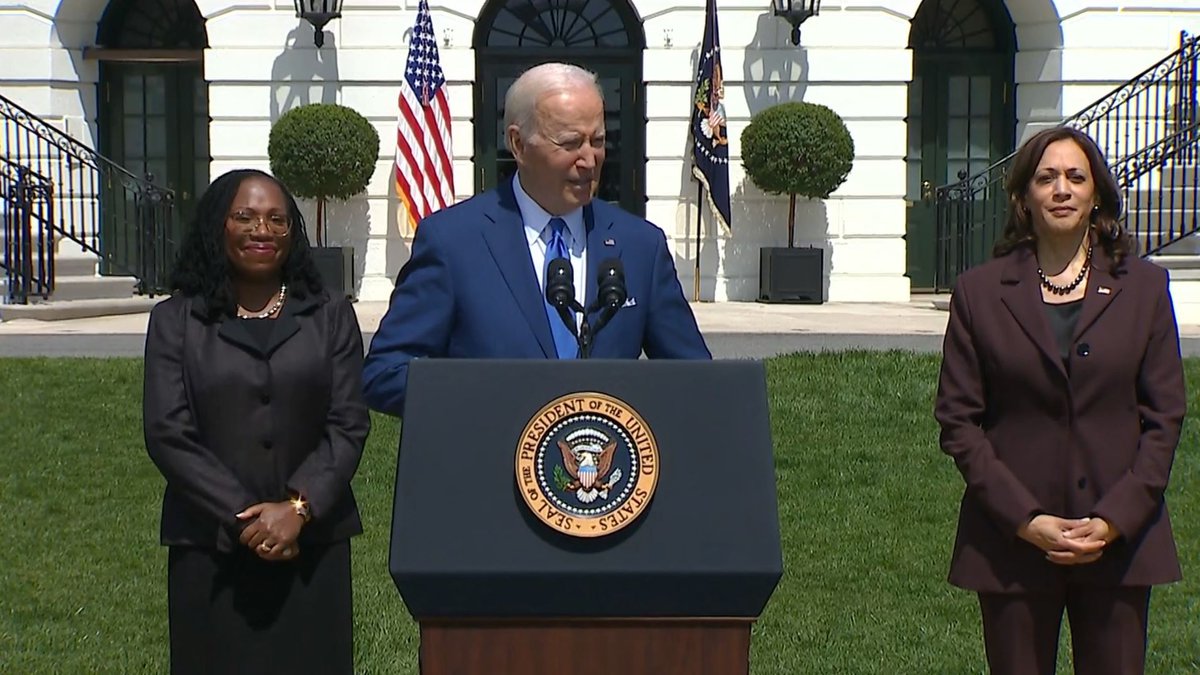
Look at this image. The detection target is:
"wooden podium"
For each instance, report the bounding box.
[419,619,753,675]
[390,360,782,675]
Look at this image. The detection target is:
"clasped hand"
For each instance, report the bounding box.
[237,502,305,562]
[1017,515,1119,565]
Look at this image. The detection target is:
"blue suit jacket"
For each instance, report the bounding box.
[362,181,711,416]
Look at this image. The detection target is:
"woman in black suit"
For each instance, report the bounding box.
[143,169,370,674]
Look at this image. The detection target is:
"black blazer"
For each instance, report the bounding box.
[143,292,370,553]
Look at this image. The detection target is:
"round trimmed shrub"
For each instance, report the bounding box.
[268,103,379,244]
[741,101,855,200]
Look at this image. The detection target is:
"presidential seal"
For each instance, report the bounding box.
[516,393,659,538]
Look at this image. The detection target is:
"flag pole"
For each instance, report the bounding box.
[694,182,703,302]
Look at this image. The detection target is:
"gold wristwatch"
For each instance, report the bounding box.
[290,493,312,523]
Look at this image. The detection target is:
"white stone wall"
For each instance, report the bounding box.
[0,1,106,247]
[646,1,914,302]
[0,2,99,145]
[1,0,1199,302]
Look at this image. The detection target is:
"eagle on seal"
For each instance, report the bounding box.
[557,430,624,504]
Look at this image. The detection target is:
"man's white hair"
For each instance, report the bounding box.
[503,62,603,152]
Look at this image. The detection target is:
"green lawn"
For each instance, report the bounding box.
[1,354,1197,673]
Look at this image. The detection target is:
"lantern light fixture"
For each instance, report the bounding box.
[294,0,344,49]
[771,0,821,46]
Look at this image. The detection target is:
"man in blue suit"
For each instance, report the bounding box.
[363,62,710,417]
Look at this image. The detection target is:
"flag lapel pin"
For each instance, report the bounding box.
[1098,286,1112,295]
[604,238,615,246]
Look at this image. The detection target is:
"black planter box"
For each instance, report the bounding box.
[758,246,823,304]
[312,246,355,300]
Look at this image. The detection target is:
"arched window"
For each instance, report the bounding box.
[97,0,207,49]
[483,0,636,48]
[909,0,1009,50]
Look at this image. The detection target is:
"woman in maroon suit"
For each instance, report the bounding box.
[935,126,1186,674]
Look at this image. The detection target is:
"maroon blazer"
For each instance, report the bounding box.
[935,245,1185,593]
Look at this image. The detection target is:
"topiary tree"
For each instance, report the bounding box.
[741,102,854,247]
[268,103,380,247]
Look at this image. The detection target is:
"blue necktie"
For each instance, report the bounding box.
[543,218,578,359]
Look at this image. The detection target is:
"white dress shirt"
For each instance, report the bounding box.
[513,173,587,323]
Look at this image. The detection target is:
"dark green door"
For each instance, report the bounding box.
[101,62,208,234]
[906,0,1015,290]
[474,0,646,216]
[906,56,1011,289]
[95,0,209,278]
[475,59,644,216]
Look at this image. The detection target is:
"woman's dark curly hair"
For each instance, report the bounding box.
[169,169,324,320]
[993,126,1133,270]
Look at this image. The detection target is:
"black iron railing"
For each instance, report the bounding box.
[934,30,1200,290]
[1,158,54,303]
[935,160,1008,291]
[0,92,176,300]
[1117,119,1200,255]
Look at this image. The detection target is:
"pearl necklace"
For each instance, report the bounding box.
[238,284,287,319]
[1037,246,1092,296]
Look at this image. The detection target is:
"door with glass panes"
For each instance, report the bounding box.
[101,62,208,233]
[905,0,1015,290]
[96,0,209,276]
[906,55,1012,289]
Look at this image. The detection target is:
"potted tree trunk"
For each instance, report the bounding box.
[741,102,854,303]
[268,103,379,299]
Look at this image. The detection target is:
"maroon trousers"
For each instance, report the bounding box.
[978,586,1151,675]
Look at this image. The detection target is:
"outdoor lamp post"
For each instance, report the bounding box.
[294,0,344,48]
[771,0,821,46]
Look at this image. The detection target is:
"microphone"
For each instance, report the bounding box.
[594,258,627,311]
[545,257,588,357]
[545,258,576,312]
[587,258,627,347]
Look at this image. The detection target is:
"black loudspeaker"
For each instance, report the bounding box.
[312,246,356,300]
[758,246,823,304]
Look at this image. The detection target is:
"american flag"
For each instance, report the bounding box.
[395,0,454,229]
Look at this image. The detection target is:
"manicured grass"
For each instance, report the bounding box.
[1,354,1197,673]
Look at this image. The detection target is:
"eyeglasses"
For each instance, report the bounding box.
[228,210,292,236]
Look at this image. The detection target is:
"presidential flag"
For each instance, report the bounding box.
[395,0,455,230]
[690,0,731,231]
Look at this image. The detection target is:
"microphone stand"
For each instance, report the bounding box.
[578,316,592,359]
[552,300,590,359]
[588,304,619,342]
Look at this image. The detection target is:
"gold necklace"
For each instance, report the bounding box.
[238,284,287,319]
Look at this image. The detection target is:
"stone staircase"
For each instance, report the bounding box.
[2,91,175,322]
[1149,255,1200,325]
[0,236,158,320]
[1131,164,1200,323]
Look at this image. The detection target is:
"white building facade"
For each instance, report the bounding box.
[2,0,1198,304]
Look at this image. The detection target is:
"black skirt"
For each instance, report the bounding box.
[167,541,352,675]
